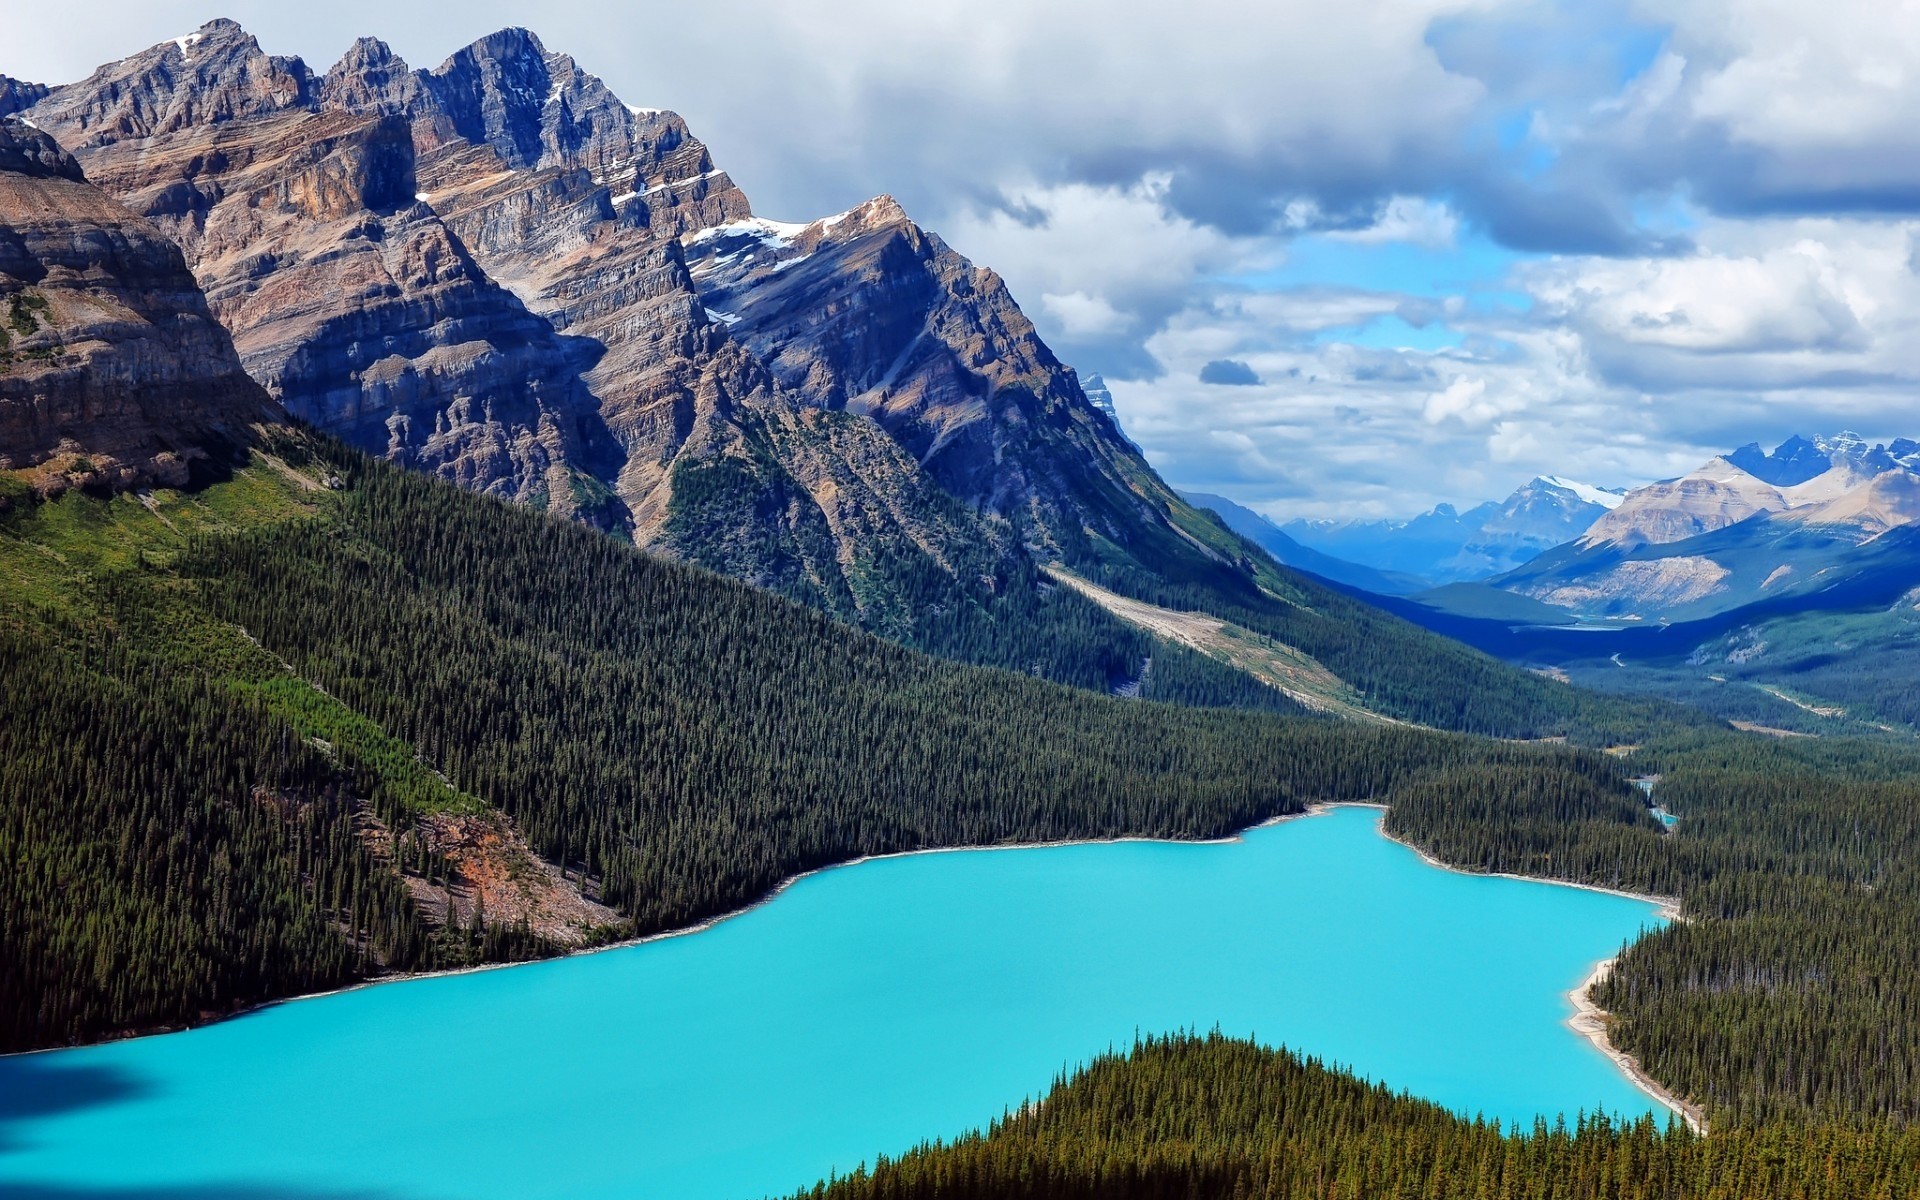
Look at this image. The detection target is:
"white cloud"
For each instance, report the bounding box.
[1040,291,1130,338]
[1424,377,1495,425]
[1658,0,1920,153]
[1327,196,1461,248]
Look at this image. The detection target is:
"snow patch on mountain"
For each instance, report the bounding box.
[1539,477,1625,509]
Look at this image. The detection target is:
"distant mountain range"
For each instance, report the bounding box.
[1350,432,1920,737]
[1277,476,1627,585]
[1179,492,1429,595]
[1486,432,1920,622]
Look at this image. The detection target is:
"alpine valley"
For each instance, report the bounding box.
[1338,433,1920,739]
[6,18,1920,1200]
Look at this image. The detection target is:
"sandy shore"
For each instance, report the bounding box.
[1321,801,1701,1130]
[1568,959,1707,1133]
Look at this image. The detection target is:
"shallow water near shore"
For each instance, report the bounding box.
[0,807,1667,1200]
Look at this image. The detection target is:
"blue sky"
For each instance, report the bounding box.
[8,0,1920,517]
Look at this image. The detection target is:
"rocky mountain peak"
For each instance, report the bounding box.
[29,18,313,149]
[1728,434,1833,487]
[0,76,49,119]
[320,38,434,118]
[427,28,556,170]
[1529,476,1625,510]
[0,118,84,181]
[412,28,748,235]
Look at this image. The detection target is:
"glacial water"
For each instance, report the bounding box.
[0,807,1669,1200]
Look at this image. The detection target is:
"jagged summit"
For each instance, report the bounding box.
[11,22,1289,664]
[0,75,49,118]
[1535,476,1625,510]
[1281,475,1628,584]
[1581,431,1916,550]
[30,19,312,147]
[320,37,433,117]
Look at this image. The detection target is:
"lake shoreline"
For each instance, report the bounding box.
[1333,801,1700,1131]
[5,806,1330,1059]
[10,792,1692,1149]
[1567,959,1708,1133]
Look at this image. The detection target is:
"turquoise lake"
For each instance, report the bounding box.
[0,806,1668,1200]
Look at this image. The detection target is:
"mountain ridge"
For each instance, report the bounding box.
[1281,475,1627,585]
[8,19,1661,737]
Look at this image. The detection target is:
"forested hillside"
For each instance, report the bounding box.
[0,433,1648,1051]
[1387,732,1920,1127]
[795,1033,1920,1200]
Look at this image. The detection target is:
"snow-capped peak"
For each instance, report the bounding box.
[1537,476,1626,509]
[1814,430,1869,459]
[171,32,204,57]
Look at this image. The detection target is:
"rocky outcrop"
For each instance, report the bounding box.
[419,28,750,238]
[23,21,628,526]
[18,20,1272,642]
[684,197,1194,562]
[26,19,312,148]
[0,118,275,493]
[0,76,48,118]
[380,32,1025,618]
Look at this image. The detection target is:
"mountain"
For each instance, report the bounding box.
[1494,432,1920,620]
[1356,433,1920,736]
[0,75,48,116]
[7,21,1680,739]
[0,117,275,495]
[13,22,1181,659]
[1077,371,1137,448]
[1281,475,1626,585]
[1180,491,1428,594]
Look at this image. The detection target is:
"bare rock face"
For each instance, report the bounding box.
[685,197,1188,560]
[28,19,312,148]
[24,23,629,527]
[379,30,1017,615]
[0,118,275,494]
[419,28,750,238]
[19,20,1256,637]
[0,76,49,118]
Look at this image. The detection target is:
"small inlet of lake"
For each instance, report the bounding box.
[0,806,1668,1200]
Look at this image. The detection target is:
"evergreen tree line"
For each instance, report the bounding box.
[181,454,1622,942]
[0,628,434,1051]
[0,442,1630,1050]
[795,1033,1920,1200]
[1384,732,1920,1126]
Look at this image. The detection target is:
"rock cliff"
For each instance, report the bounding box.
[0,118,275,495]
[15,21,1268,641]
[22,21,628,526]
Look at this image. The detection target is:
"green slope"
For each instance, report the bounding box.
[1,432,1640,1050]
